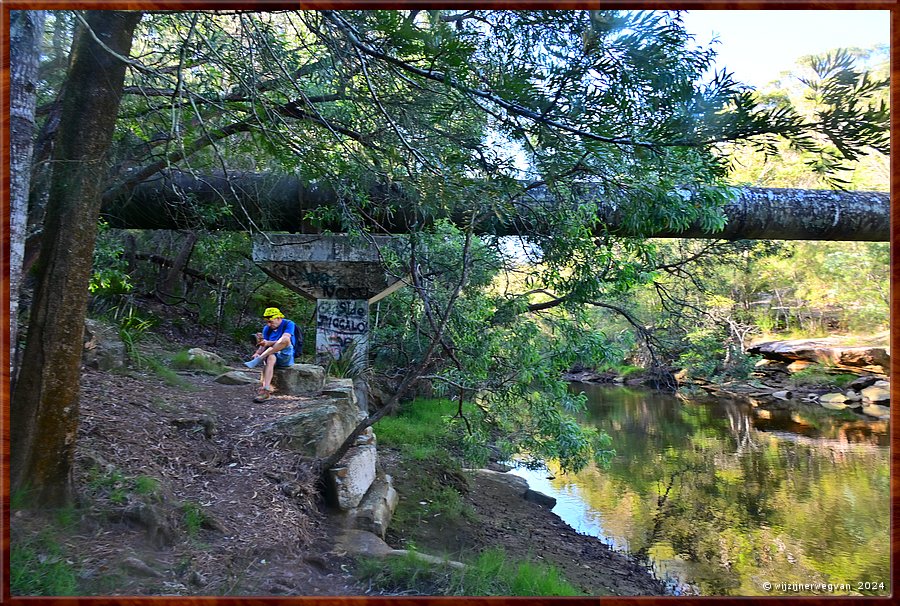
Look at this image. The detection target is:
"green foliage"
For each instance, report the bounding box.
[789,368,855,389]
[85,466,163,505]
[144,356,193,389]
[133,475,161,498]
[181,502,206,538]
[324,340,368,380]
[11,539,79,596]
[88,221,132,300]
[354,547,583,596]
[117,309,156,368]
[171,349,228,375]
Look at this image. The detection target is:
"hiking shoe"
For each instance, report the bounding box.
[253,387,272,403]
[244,356,262,369]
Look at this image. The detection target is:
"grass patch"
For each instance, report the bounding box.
[171,349,229,375]
[11,540,79,596]
[789,367,856,389]
[181,502,207,538]
[375,398,478,534]
[85,466,163,505]
[145,355,193,389]
[133,475,161,498]
[355,547,583,596]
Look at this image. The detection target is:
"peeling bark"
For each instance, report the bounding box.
[11,10,142,505]
[10,10,45,381]
[100,171,889,241]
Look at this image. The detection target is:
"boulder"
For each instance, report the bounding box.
[214,371,258,385]
[271,364,326,395]
[83,319,126,370]
[261,397,359,458]
[848,376,880,392]
[326,444,377,510]
[747,339,889,373]
[860,386,890,403]
[819,393,848,404]
[187,347,226,366]
[838,347,889,372]
[322,378,357,408]
[771,390,792,401]
[354,474,399,538]
[334,529,394,557]
[749,339,841,365]
[844,391,862,403]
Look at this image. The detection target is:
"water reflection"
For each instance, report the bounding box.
[510,385,890,596]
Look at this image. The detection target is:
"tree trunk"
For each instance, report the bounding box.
[9,10,45,383]
[159,230,198,300]
[11,10,142,506]
[101,171,891,242]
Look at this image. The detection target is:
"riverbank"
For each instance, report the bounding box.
[373,448,665,596]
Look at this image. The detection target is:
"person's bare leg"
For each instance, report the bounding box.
[260,355,276,390]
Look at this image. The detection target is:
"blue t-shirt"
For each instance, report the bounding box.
[263,318,298,357]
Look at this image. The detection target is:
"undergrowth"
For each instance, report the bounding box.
[375,398,479,532]
[171,349,229,375]
[355,547,583,596]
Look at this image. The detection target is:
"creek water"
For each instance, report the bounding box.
[509,384,891,596]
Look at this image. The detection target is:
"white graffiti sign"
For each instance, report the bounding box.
[316,299,369,363]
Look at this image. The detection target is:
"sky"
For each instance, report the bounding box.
[680,10,889,88]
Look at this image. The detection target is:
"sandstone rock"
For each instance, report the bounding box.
[820,400,848,411]
[355,427,376,446]
[749,339,841,365]
[214,371,258,385]
[187,347,226,366]
[787,360,813,373]
[873,380,890,389]
[123,557,164,578]
[748,339,889,373]
[333,530,466,569]
[271,364,325,395]
[771,390,792,401]
[334,529,394,557]
[861,404,891,419]
[860,386,890,403]
[844,391,862,402]
[83,319,126,370]
[323,378,357,408]
[354,474,399,538]
[262,397,359,458]
[122,501,176,547]
[327,444,377,510]
[819,393,848,404]
[838,347,889,372]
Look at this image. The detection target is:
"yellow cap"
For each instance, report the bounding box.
[263,307,284,319]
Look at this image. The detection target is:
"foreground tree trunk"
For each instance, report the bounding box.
[11,10,142,506]
[9,10,45,383]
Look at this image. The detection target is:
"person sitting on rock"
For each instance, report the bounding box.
[244,307,298,402]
